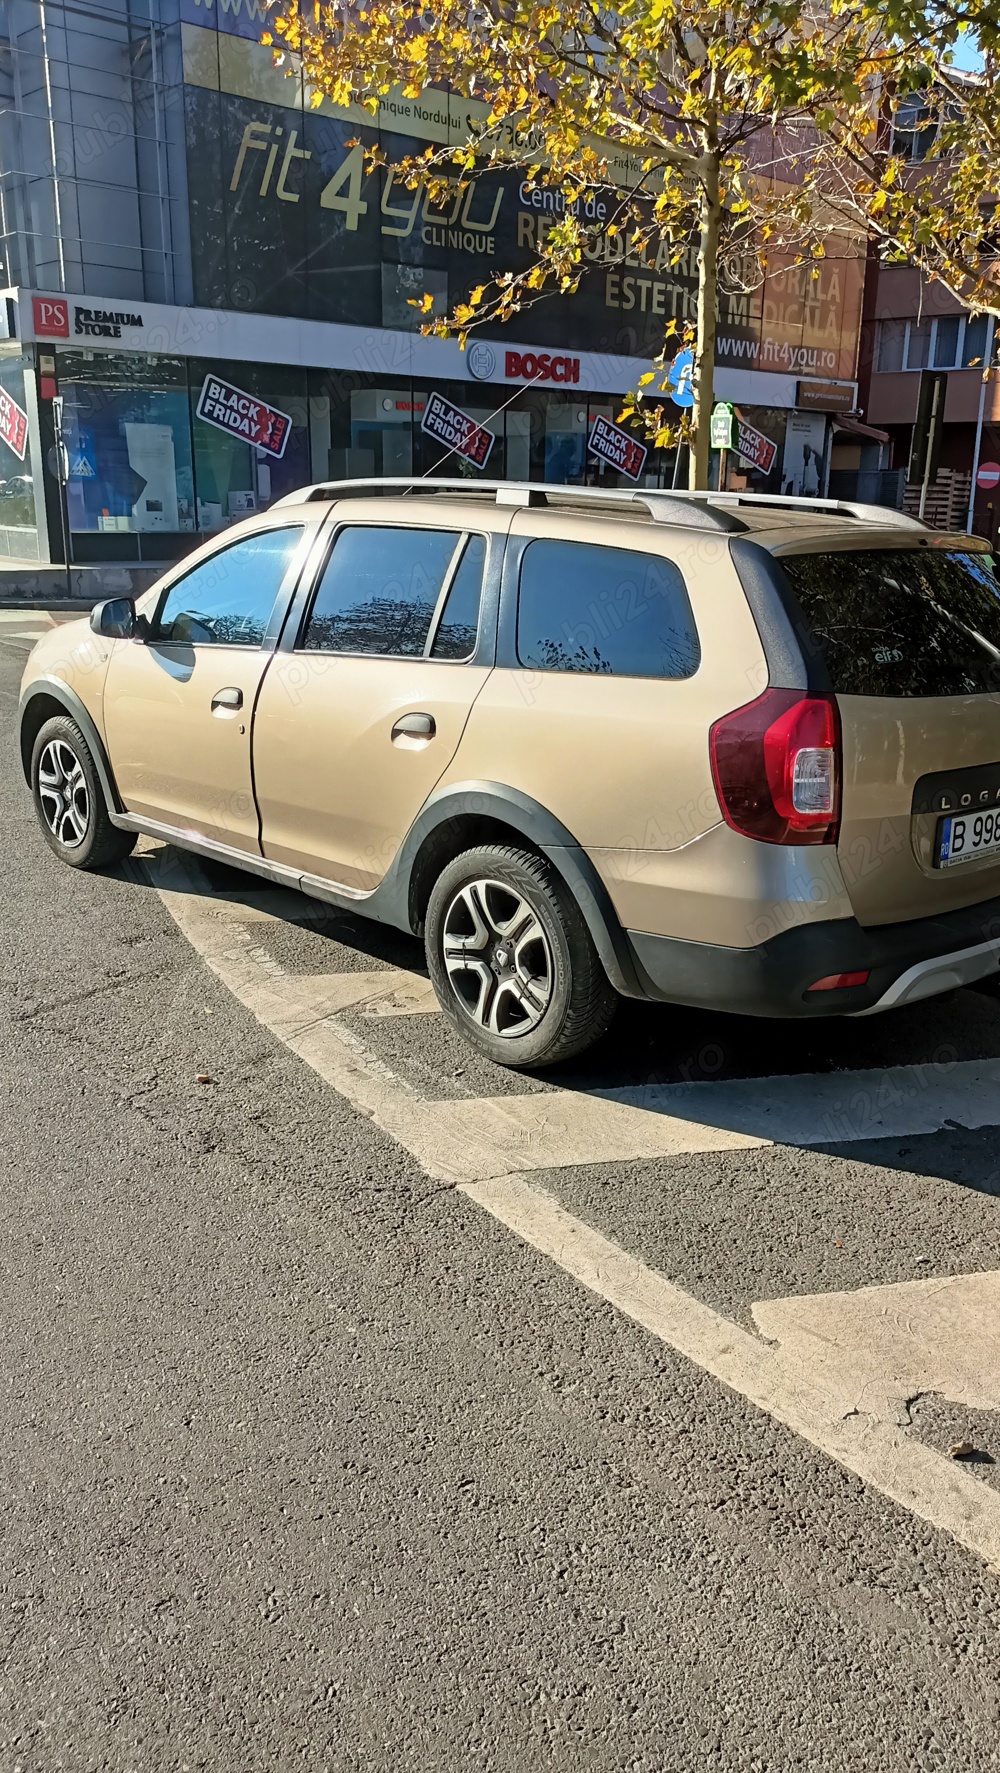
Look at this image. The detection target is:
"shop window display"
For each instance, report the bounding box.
[0,355,38,559]
[60,354,195,542]
[189,359,310,530]
[56,354,311,560]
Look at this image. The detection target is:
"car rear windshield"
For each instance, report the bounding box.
[779,547,1000,697]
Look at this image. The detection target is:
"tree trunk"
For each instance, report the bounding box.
[690,141,721,491]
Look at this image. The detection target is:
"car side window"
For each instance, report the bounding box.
[516,539,701,680]
[430,535,486,661]
[153,527,305,647]
[301,525,477,658]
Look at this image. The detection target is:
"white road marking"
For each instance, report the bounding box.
[752,1270,1000,1423]
[463,1175,1000,1573]
[148,846,1000,1571]
[592,1061,1000,1147]
[417,1091,764,1178]
[0,613,56,640]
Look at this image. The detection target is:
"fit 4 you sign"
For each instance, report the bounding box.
[196,375,292,458]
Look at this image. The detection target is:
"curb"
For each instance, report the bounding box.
[0,598,99,611]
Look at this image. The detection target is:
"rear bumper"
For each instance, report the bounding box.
[627,891,1000,1018]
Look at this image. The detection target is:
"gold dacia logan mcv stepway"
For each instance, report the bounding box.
[19,479,1000,1067]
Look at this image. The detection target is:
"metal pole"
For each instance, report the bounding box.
[51,395,72,598]
[917,373,943,523]
[967,313,996,534]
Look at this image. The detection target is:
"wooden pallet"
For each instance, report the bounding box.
[904,469,972,530]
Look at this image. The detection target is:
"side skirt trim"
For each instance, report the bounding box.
[113,814,374,909]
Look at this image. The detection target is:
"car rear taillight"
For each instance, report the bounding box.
[709,688,841,846]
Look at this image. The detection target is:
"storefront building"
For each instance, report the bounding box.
[0,0,869,570]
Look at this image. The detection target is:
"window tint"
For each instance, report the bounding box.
[154,527,303,646]
[781,549,1000,697]
[431,535,486,660]
[303,525,460,655]
[516,540,700,679]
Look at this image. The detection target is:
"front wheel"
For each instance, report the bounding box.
[30,714,137,871]
[425,843,617,1069]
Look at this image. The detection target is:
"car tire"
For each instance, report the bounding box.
[425,843,617,1069]
[30,714,137,871]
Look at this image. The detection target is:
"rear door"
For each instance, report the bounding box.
[433,512,770,936]
[252,514,499,890]
[778,539,1000,925]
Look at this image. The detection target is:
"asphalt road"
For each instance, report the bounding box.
[3,616,1000,1772]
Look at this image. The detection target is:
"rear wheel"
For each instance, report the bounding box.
[425,843,617,1069]
[30,714,136,871]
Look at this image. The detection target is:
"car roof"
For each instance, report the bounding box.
[269,477,989,555]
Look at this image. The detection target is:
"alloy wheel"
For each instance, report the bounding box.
[442,878,554,1038]
[37,739,90,849]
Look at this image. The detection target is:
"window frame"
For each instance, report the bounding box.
[293,520,489,664]
[876,312,990,374]
[511,534,702,683]
[147,521,313,650]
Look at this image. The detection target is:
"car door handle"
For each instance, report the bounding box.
[391,712,436,743]
[211,686,243,712]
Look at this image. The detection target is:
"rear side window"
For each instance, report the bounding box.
[302,525,482,658]
[516,540,700,679]
[431,535,485,660]
[781,548,1000,697]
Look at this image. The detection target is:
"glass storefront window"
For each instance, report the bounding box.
[189,359,310,532]
[0,355,39,560]
[349,388,415,478]
[410,378,505,480]
[59,353,195,542]
[308,371,676,493]
[543,401,588,483]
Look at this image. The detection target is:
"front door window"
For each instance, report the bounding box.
[152,526,305,647]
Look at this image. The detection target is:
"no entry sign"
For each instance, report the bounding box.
[977,461,1000,490]
[588,414,648,482]
[0,385,28,461]
[196,375,291,458]
[421,391,494,469]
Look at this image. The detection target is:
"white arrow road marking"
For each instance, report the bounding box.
[148,845,1000,1571]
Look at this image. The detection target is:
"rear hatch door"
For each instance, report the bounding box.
[777,537,1000,927]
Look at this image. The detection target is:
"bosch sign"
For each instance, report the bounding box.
[505,351,581,385]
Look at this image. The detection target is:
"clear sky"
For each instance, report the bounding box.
[951,30,985,70]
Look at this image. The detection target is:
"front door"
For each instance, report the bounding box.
[253,518,495,889]
[103,522,309,852]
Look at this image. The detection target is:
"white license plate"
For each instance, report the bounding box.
[937,810,1000,867]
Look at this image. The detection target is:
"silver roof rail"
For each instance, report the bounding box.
[667,488,929,530]
[273,476,925,533]
[273,477,748,532]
